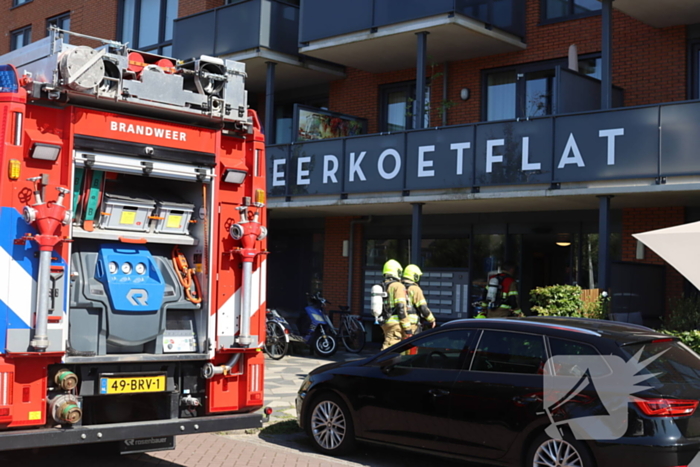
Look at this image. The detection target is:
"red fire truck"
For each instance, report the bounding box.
[0,28,268,453]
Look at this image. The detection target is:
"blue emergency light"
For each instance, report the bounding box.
[95,244,165,313]
[0,65,18,93]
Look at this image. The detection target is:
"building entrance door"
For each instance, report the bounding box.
[520,233,574,314]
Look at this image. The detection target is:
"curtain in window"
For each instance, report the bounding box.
[487,71,516,121]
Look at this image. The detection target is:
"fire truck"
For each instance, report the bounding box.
[0,28,268,453]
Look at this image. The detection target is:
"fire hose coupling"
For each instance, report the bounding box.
[202,354,242,380]
[49,394,82,425]
[55,369,79,391]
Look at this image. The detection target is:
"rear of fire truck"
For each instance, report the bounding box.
[0,27,268,453]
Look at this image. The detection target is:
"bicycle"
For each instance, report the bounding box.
[335,306,366,353]
[264,309,290,360]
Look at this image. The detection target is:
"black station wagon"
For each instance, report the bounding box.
[296,317,700,467]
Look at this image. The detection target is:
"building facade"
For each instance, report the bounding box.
[4,0,700,335]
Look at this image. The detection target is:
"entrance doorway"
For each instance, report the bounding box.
[520,233,575,314]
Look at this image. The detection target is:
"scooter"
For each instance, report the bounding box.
[297,292,338,357]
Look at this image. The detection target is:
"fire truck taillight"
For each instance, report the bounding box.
[254,189,266,206]
[8,159,21,180]
[0,64,19,93]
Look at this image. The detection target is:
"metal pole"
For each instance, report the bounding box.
[415,32,429,129]
[265,61,276,143]
[238,261,253,347]
[598,196,612,291]
[31,249,52,351]
[411,203,424,267]
[601,0,613,110]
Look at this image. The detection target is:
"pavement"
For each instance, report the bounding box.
[0,343,476,466]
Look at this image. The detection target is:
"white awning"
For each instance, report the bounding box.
[633,222,700,290]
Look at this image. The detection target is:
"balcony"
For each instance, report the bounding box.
[299,0,526,73]
[613,0,700,28]
[172,0,345,93]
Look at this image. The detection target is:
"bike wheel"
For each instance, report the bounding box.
[264,321,288,360]
[341,317,365,353]
[312,328,337,357]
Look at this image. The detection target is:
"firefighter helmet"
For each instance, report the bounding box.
[403,264,422,283]
[382,260,403,280]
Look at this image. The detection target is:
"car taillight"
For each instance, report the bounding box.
[634,398,699,417]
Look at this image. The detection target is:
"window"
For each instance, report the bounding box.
[377,330,476,371]
[379,81,429,132]
[12,0,31,7]
[120,0,178,56]
[10,26,31,51]
[472,330,546,374]
[691,41,700,100]
[484,56,602,121]
[548,337,610,377]
[47,13,71,43]
[542,0,601,22]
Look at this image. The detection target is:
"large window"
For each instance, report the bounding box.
[379,81,429,132]
[10,26,31,51]
[120,0,178,56]
[484,56,601,121]
[542,0,601,22]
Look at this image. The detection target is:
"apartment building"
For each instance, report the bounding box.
[4,0,700,333]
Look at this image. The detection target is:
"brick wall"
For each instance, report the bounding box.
[1,0,118,53]
[322,217,366,321]
[329,0,687,128]
[621,207,685,314]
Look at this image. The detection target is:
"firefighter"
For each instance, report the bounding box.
[484,260,523,318]
[402,264,436,334]
[380,260,412,350]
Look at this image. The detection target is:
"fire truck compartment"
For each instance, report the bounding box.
[69,242,205,356]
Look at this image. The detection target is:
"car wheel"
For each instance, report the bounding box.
[312,328,337,357]
[526,432,595,467]
[305,392,355,455]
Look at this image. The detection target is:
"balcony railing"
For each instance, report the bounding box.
[299,0,525,45]
[172,0,299,60]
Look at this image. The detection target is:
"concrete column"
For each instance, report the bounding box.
[598,195,613,291]
[411,203,424,267]
[601,0,613,110]
[265,61,276,143]
[415,32,429,129]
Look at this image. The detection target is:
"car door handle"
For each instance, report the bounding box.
[428,388,450,397]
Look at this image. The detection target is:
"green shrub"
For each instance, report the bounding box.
[658,329,700,354]
[664,296,700,332]
[529,285,584,317]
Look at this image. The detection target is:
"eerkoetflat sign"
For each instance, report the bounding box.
[268,104,670,197]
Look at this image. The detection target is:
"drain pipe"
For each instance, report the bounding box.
[347,216,372,310]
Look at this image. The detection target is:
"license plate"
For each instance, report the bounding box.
[99,374,166,395]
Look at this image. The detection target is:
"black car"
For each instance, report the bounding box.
[296,317,700,467]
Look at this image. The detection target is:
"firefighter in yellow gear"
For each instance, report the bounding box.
[402,264,436,334]
[380,260,412,350]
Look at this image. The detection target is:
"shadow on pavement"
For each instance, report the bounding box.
[0,443,186,467]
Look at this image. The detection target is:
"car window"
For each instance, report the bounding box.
[548,337,611,377]
[472,330,546,375]
[377,330,475,371]
[620,340,700,386]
